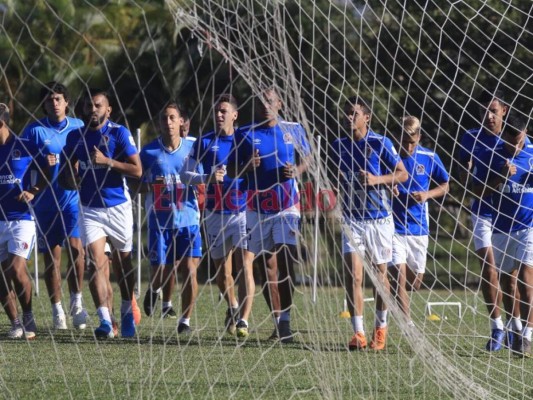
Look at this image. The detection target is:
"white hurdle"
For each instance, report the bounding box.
[425,301,462,319]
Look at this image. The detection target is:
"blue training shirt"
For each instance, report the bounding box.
[63,120,138,208]
[232,120,311,214]
[477,141,533,233]
[21,116,83,213]
[140,137,201,230]
[392,145,449,235]
[0,136,44,221]
[330,130,402,220]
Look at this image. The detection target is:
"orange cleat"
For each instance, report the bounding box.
[348,331,367,350]
[132,296,141,326]
[369,327,387,351]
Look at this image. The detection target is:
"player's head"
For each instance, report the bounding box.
[0,103,10,132]
[159,101,184,138]
[82,88,112,129]
[477,89,508,134]
[502,112,528,151]
[399,116,421,157]
[255,87,281,124]
[180,108,191,138]
[214,93,238,134]
[40,81,70,122]
[344,96,371,134]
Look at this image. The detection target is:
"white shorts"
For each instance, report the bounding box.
[205,211,248,259]
[246,207,300,256]
[342,216,394,265]
[492,228,533,273]
[389,234,429,274]
[0,220,36,262]
[80,201,133,252]
[471,214,492,251]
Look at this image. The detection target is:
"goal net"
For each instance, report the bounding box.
[1,0,532,398]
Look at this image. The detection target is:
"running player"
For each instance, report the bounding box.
[329,96,408,351]
[389,116,449,324]
[60,88,142,338]
[21,81,87,330]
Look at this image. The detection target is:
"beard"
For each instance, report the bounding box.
[87,114,106,128]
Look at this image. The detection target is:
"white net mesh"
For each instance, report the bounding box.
[0,0,532,398]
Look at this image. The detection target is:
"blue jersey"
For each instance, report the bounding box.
[330,130,401,220]
[21,117,83,213]
[0,136,43,221]
[140,137,200,230]
[392,145,449,235]
[232,120,310,214]
[460,128,501,218]
[190,131,246,213]
[63,121,138,208]
[477,142,533,233]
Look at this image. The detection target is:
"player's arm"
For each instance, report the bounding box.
[17,152,51,202]
[58,146,80,190]
[472,159,514,197]
[359,159,408,187]
[180,154,224,185]
[411,154,450,203]
[91,146,142,178]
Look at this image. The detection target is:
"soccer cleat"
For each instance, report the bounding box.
[485,328,505,352]
[23,314,37,340]
[177,322,191,335]
[224,308,237,335]
[94,320,115,339]
[369,327,387,351]
[278,320,294,344]
[54,314,68,330]
[121,313,136,338]
[71,307,88,330]
[522,338,532,358]
[236,320,249,338]
[162,307,178,319]
[7,324,24,339]
[132,296,142,325]
[143,288,159,317]
[505,330,516,350]
[268,328,279,341]
[348,332,368,350]
[511,333,522,354]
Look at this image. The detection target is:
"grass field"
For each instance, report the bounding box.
[1,274,533,399]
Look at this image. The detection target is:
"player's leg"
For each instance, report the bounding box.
[390,263,408,316]
[161,263,177,319]
[234,247,255,338]
[43,245,67,329]
[275,243,297,343]
[518,263,533,357]
[0,256,24,338]
[143,229,166,317]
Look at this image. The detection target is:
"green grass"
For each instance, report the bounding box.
[1,278,533,399]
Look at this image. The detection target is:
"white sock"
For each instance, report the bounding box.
[231,302,239,309]
[162,301,172,309]
[120,300,132,315]
[490,317,504,330]
[351,316,364,333]
[179,317,190,326]
[522,326,533,341]
[97,307,112,323]
[511,317,523,332]
[375,310,388,328]
[70,292,82,310]
[238,319,248,327]
[273,316,280,327]
[52,302,65,317]
[279,311,290,322]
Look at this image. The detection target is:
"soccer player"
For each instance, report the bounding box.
[458,89,519,351]
[228,87,311,343]
[137,102,203,334]
[59,88,142,338]
[0,103,47,339]
[389,116,449,324]
[181,94,253,337]
[21,81,87,330]
[328,96,408,351]
[473,113,533,357]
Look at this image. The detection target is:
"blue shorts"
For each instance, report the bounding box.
[35,210,80,252]
[148,226,202,266]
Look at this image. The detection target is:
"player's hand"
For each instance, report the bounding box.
[411,191,428,203]
[467,159,472,171]
[283,162,297,179]
[358,170,378,186]
[249,149,261,170]
[16,191,35,203]
[502,159,516,177]
[392,185,399,196]
[91,146,110,167]
[46,154,58,167]
[211,167,226,183]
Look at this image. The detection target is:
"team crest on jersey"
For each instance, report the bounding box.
[416,164,425,175]
[253,138,261,145]
[211,145,220,152]
[44,139,51,145]
[18,241,29,251]
[283,132,293,144]
[12,149,21,160]
[157,157,164,165]
[128,135,136,147]
[99,135,110,147]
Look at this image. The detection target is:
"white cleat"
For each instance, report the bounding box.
[54,314,68,330]
[7,324,24,339]
[72,307,88,330]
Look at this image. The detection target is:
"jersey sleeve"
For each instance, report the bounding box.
[139,147,151,184]
[431,152,450,184]
[458,131,474,164]
[294,124,311,157]
[381,137,402,171]
[116,126,138,158]
[472,148,497,188]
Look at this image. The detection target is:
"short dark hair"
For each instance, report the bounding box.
[504,112,528,137]
[344,96,371,115]
[161,100,184,117]
[0,103,10,124]
[477,89,507,108]
[216,93,238,109]
[40,81,70,103]
[86,88,110,101]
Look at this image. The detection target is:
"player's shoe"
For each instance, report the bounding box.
[112,320,119,337]
[268,327,279,341]
[94,320,115,339]
[485,328,505,352]
[162,307,178,319]
[348,332,368,350]
[121,313,136,338]
[278,320,294,344]
[7,323,24,339]
[369,327,387,351]
[132,296,142,325]
[71,307,88,330]
[53,314,68,330]
[23,314,37,340]
[224,308,237,335]
[177,322,191,335]
[511,333,522,354]
[522,338,532,358]
[236,320,249,338]
[143,288,159,317]
[505,329,516,349]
